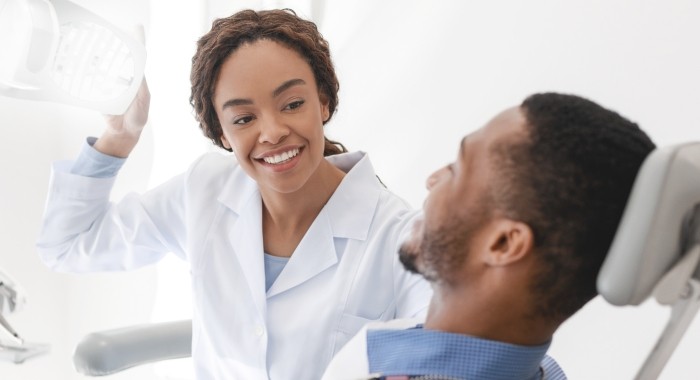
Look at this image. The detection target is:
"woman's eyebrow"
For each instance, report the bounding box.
[221,78,307,111]
[272,78,306,98]
[221,98,253,111]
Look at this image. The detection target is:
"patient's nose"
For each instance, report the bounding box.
[426,169,441,190]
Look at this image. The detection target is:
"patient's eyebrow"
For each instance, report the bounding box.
[272,78,306,98]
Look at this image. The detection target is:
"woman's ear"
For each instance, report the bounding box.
[483,219,534,267]
[322,104,330,122]
[319,92,330,122]
[220,134,232,150]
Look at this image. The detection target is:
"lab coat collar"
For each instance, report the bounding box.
[217,151,382,241]
[217,151,383,298]
[323,151,382,241]
[216,161,260,215]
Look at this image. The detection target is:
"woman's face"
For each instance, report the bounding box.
[213,39,330,194]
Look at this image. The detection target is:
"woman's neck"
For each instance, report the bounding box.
[260,159,346,256]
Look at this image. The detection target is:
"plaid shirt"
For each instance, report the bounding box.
[364,325,567,380]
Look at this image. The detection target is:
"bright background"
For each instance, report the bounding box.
[1,0,699,379]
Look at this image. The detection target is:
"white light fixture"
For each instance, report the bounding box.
[0,0,146,114]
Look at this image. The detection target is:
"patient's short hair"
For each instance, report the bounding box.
[492,93,656,322]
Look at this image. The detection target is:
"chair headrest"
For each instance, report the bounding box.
[598,142,700,306]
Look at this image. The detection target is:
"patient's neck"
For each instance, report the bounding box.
[423,285,556,347]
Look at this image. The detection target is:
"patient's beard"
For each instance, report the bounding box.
[399,214,484,285]
[399,217,431,277]
[398,242,421,275]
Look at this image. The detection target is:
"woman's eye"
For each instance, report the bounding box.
[233,116,253,125]
[284,100,304,111]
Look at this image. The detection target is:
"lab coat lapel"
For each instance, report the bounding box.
[218,168,266,319]
[267,152,382,297]
[267,210,337,297]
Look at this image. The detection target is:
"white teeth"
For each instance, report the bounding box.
[263,148,300,164]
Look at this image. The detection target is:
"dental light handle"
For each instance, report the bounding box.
[0,82,44,100]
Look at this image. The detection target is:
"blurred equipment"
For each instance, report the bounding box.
[0,269,50,363]
[599,142,700,379]
[74,320,191,376]
[0,0,146,114]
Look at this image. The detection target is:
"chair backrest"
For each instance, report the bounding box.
[597,142,700,380]
[598,142,700,305]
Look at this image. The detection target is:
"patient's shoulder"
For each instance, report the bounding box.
[541,355,567,380]
[322,318,424,380]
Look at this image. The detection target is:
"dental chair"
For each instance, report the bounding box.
[73,319,191,376]
[598,141,700,379]
[73,142,700,378]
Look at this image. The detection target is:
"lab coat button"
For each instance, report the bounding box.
[254,325,265,337]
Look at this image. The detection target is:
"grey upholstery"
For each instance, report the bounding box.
[73,320,191,376]
[598,142,700,305]
[598,142,700,379]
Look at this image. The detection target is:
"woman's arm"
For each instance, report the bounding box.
[36,79,188,272]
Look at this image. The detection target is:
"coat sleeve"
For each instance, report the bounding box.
[36,159,188,273]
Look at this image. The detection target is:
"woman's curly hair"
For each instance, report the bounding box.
[190,9,346,155]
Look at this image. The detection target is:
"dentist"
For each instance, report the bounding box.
[36,9,431,380]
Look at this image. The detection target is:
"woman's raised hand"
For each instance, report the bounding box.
[94,78,151,158]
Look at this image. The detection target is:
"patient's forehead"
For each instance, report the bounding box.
[459,106,527,157]
[483,106,527,140]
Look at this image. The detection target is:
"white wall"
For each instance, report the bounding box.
[1,0,699,379]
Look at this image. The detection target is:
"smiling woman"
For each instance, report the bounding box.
[35,8,432,380]
[213,39,342,199]
[190,9,344,156]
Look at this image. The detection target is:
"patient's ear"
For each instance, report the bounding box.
[482,219,534,266]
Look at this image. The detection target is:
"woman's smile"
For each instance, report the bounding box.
[255,146,304,173]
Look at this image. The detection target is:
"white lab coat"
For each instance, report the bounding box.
[37,151,432,380]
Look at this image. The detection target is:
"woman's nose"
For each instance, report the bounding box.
[258,116,289,145]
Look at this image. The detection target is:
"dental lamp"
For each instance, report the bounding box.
[0,269,50,363]
[0,0,146,114]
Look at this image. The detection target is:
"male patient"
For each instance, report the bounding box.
[322,93,656,380]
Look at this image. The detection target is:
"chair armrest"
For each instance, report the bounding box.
[73,319,192,376]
